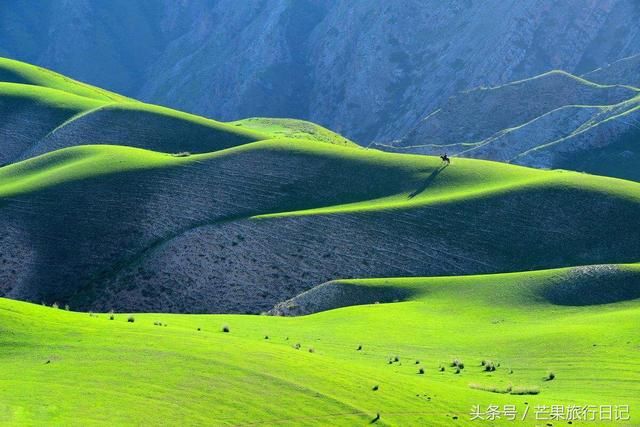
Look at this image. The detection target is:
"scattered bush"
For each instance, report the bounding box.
[294,343,301,350]
[52,302,59,309]
[222,325,230,333]
[197,327,201,331]
[357,344,362,351]
[64,304,70,311]
[544,371,555,381]
[172,151,191,157]
[264,335,269,340]
[415,360,420,365]
[438,365,445,372]
[127,316,135,323]
[308,347,315,353]
[483,361,497,372]
[451,358,464,369]
[393,356,400,362]
[372,385,379,391]
[418,367,425,374]
[454,367,461,374]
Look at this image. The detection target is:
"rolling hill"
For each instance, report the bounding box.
[0,263,638,424]
[2,140,640,313]
[0,57,638,425]
[1,57,640,315]
[0,57,353,166]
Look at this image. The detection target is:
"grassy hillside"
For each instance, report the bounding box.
[231,117,356,147]
[1,263,637,425]
[0,57,131,102]
[0,57,354,165]
[384,69,640,182]
[0,57,638,426]
[1,140,639,314]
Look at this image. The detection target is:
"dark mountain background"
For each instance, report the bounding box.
[2,0,639,145]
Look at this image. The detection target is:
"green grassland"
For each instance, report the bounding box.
[0,57,353,165]
[0,57,638,425]
[0,264,638,425]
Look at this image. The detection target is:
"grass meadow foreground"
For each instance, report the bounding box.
[0,266,638,425]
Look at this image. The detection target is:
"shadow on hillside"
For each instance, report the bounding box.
[408,163,448,198]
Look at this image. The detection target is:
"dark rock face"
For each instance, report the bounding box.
[2,0,639,144]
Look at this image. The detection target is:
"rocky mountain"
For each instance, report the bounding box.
[1,0,639,145]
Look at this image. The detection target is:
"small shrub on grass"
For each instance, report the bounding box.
[544,371,555,381]
[308,347,315,353]
[264,335,269,340]
[357,344,362,351]
[393,356,400,362]
[438,365,445,372]
[454,367,461,374]
[64,304,70,311]
[127,316,135,323]
[197,327,201,331]
[52,302,59,309]
[222,325,230,333]
[172,152,191,157]
[372,385,379,391]
[483,361,496,372]
[415,360,420,365]
[418,367,425,374]
[450,358,464,369]
[294,343,301,350]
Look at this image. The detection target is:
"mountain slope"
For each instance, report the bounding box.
[2,140,639,313]
[2,1,640,143]
[379,70,640,181]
